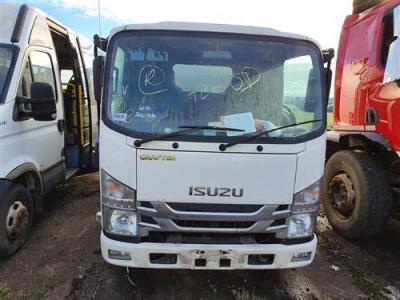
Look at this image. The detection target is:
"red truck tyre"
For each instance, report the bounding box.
[321,150,392,239]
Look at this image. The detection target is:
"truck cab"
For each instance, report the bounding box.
[95,23,328,269]
[323,0,400,239]
[0,4,97,257]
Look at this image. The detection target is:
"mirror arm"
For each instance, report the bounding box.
[16,96,57,121]
[16,96,56,104]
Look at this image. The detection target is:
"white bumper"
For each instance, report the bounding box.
[101,232,317,270]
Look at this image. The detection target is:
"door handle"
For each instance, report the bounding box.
[57,120,65,133]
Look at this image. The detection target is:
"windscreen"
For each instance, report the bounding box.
[0,46,14,102]
[104,32,324,142]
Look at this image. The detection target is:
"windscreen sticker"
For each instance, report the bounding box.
[112,112,128,123]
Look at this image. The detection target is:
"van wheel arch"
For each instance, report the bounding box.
[6,163,44,214]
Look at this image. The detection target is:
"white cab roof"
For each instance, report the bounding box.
[0,3,90,45]
[109,22,318,45]
[0,3,20,42]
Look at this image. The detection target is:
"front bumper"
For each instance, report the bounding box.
[101,232,317,270]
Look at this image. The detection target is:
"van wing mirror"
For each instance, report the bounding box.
[16,82,57,121]
[93,56,104,103]
[384,6,400,84]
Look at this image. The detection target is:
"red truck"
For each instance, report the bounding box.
[323,0,400,238]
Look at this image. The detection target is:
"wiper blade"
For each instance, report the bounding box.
[178,125,245,132]
[219,119,323,151]
[134,125,244,147]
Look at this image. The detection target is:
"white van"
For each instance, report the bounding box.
[0,4,97,257]
[94,23,331,270]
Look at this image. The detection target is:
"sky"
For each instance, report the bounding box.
[7,0,352,51]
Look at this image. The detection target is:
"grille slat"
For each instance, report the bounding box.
[167,203,263,214]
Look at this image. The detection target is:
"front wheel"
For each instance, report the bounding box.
[0,182,34,258]
[321,150,392,239]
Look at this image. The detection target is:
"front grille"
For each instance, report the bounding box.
[173,219,255,229]
[137,201,291,239]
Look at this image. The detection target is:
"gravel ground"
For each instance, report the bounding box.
[0,172,399,300]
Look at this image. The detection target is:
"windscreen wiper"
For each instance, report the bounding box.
[219,119,323,151]
[134,125,244,147]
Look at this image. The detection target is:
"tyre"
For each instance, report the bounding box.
[0,182,34,258]
[353,0,386,14]
[321,150,392,239]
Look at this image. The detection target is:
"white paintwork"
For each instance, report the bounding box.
[100,23,326,270]
[101,232,317,269]
[100,123,136,189]
[0,3,19,42]
[109,22,320,47]
[137,150,297,205]
[0,101,25,177]
[0,4,96,184]
[295,134,326,193]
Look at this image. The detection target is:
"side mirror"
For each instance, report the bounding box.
[322,48,335,102]
[304,69,319,112]
[17,82,57,121]
[93,56,104,103]
[304,49,335,113]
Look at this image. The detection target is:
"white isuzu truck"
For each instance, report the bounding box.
[0,4,97,257]
[94,23,331,269]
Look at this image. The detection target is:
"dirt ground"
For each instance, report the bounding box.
[0,172,400,300]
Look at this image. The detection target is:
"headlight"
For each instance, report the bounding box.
[101,170,137,236]
[102,206,137,236]
[287,180,320,239]
[287,213,314,238]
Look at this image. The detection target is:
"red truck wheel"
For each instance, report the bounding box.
[321,150,392,239]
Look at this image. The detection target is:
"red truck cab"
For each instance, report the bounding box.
[323,0,400,239]
[334,0,400,149]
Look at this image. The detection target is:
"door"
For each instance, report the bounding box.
[69,35,92,168]
[17,50,64,176]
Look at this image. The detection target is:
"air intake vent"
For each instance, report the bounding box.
[173,220,255,229]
